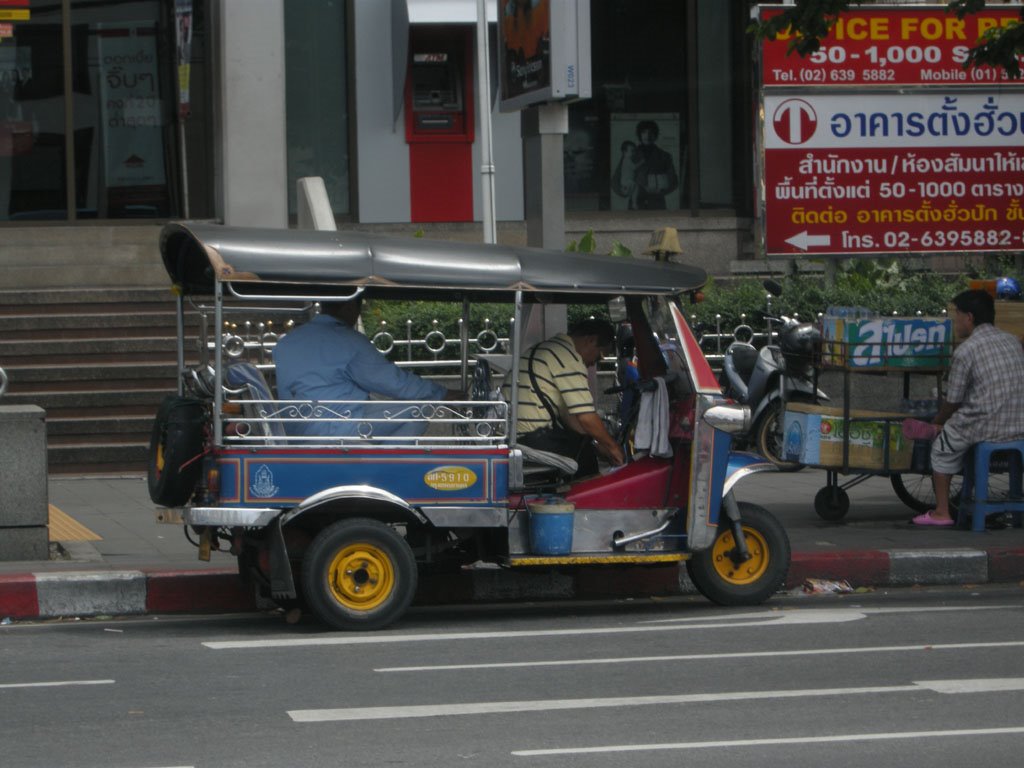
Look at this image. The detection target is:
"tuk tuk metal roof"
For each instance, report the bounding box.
[159,222,707,300]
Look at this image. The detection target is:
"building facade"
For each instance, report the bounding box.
[0,0,761,288]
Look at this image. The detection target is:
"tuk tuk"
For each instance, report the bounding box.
[152,222,790,630]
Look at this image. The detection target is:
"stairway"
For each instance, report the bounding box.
[0,288,193,474]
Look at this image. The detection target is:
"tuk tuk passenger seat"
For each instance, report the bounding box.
[225,362,287,443]
[515,443,578,490]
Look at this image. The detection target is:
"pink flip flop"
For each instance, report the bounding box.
[902,419,938,441]
[912,510,955,527]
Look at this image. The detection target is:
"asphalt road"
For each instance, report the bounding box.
[3,587,1024,768]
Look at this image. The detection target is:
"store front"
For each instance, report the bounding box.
[0,0,213,223]
[1,1,757,289]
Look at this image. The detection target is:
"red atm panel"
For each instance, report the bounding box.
[406,27,474,223]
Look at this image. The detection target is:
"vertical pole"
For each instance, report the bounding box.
[522,103,569,340]
[61,0,76,220]
[461,297,471,392]
[476,0,497,244]
[508,291,523,448]
[176,294,186,396]
[214,281,224,445]
[179,123,191,219]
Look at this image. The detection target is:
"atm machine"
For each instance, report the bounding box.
[405,26,474,222]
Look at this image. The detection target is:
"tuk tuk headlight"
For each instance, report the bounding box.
[703,403,751,435]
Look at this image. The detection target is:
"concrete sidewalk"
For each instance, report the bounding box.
[1,469,1022,623]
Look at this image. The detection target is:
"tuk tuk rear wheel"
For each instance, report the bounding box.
[686,503,790,606]
[302,518,417,631]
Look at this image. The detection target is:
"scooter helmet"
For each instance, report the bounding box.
[996,276,1022,300]
[780,322,822,374]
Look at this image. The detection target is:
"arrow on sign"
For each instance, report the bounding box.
[785,231,832,251]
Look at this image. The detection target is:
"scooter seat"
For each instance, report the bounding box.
[721,342,759,401]
[728,342,759,381]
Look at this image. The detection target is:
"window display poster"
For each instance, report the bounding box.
[97,26,165,188]
[175,0,192,118]
[610,113,681,211]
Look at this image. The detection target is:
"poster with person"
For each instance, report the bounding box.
[609,113,681,211]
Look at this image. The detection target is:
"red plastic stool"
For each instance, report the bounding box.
[955,440,1024,532]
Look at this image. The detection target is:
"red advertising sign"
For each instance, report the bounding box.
[758,5,1024,258]
[762,6,1024,87]
[763,91,1024,256]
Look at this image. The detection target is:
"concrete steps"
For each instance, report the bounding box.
[0,288,194,474]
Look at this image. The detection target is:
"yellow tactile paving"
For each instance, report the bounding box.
[48,505,102,542]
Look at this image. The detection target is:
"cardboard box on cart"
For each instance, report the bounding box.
[783,402,913,471]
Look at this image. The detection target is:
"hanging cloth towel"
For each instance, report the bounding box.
[634,376,672,458]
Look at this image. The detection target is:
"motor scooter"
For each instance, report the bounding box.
[719,279,827,468]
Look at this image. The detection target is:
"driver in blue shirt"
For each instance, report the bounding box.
[273,297,463,437]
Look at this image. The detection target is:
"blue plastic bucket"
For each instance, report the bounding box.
[528,497,575,555]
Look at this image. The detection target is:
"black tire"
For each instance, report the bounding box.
[147,395,207,506]
[890,473,955,514]
[891,468,1007,516]
[302,518,417,631]
[814,486,850,521]
[755,400,803,471]
[687,503,791,606]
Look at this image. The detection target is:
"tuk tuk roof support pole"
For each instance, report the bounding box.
[213,281,224,446]
[508,290,523,448]
[175,293,186,397]
[460,297,470,393]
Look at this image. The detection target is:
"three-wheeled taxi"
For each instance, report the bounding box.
[152,222,790,630]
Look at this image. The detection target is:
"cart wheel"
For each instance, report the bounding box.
[686,503,791,606]
[890,473,963,515]
[755,401,803,472]
[814,486,850,521]
[302,518,417,631]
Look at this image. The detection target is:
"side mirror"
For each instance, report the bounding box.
[763,279,783,297]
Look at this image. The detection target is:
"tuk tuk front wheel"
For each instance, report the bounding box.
[302,518,417,631]
[686,503,790,606]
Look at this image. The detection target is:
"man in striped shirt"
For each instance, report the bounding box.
[506,318,625,477]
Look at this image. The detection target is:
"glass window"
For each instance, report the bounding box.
[565,0,749,214]
[71,0,174,218]
[1,3,67,220]
[1,0,199,222]
[566,0,688,213]
[285,0,350,219]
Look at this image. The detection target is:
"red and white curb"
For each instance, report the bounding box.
[0,568,252,621]
[1,547,1022,622]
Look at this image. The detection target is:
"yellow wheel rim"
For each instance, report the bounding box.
[710,525,770,585]
[156,441,166,473]
[327,543,396,611]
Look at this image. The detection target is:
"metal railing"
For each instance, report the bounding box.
[195,302,947,378]
[200,307,773,376]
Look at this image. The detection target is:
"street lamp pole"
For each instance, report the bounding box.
[476,0,497,244]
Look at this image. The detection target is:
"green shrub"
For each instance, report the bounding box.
[690,259,980,331]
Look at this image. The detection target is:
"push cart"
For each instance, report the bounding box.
[782,314,952,521]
